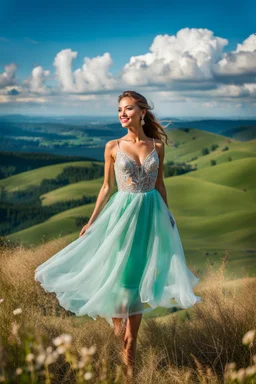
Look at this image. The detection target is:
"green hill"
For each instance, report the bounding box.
[188,157,256,191]
[3,131,256,278]
[40,176,114,206]
[165,129,256,169]
[0,161,103,192]
[7,171,256,277]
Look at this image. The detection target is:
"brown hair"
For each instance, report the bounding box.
[118,90,170,146]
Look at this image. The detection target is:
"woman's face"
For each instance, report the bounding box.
[118,97,144,128]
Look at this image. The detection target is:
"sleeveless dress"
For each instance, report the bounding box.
[34,138,201,328]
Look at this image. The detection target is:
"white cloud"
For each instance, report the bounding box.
[53,49,78,92]
[121,28,228,86]
[214,34,256,79]
[0,63,18,89]
[23,66,51,94]
[53,49,117,93]
[0,28,256,114]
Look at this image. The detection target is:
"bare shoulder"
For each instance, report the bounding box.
[154,138,164,154]
[105,139,118,161]
[105,139,117,150]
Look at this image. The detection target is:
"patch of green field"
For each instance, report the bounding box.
[164,129,256,169]
[0,161,103,192]
[41,177,112,206]
[188,158,256,191]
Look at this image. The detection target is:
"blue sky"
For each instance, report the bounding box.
[0,0,255,117]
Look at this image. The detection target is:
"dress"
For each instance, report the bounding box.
[34,138,201,328]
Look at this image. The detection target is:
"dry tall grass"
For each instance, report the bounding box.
[0,238,255,383]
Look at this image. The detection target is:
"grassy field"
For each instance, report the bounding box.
[164,128,256,169]
[0,161,102,192]
[0,240,255,383]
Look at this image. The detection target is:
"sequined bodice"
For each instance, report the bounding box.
[114,139,159,193]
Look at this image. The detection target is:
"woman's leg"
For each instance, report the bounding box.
[112,317,127,337]
[122,313,142,379]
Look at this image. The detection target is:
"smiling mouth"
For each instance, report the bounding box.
[121,118,129,122]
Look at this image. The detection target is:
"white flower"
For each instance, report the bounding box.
[246,365,256,377]
[25,353,35,363]
[45,355,55,365]
[46,346,53,354]
[236,368,246,383]
[225,362,236,371]
[53,336,62,346]
[36,353,46,365]
[242,329,256,345]
[0,299,4,303]
[13,308,22,315]
[78,360,85,368]
[15,368,22,375]
[56,345,66,354]
[84,372,93,380]
[61,334,72,344]
[80,346,90,356]
[88,345,96,355]
[11,321,20,336]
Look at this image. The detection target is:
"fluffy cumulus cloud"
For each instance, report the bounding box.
[53,49,117,92]
[214,34,256,81]
[0,28,256,110]
[23,66,51,94]
[121,28,229,86]
[0,64,18,89]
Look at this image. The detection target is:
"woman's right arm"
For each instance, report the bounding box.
[79,140,116,237]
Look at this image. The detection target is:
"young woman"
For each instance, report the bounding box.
[35,90,201,380]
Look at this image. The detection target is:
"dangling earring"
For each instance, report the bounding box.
[141,116,145,126]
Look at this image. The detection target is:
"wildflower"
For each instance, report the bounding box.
[56,345,66,354]
[80,345,97,357]
[15,368,22,375]
[236,368,246,383]
[246,365,256,377]
[13,308,22,315]
[45,354,56,365]
[53,336,62,346]
[225,362,236,371]
[46,346,53,354]
[242,329,256,345]
[25,353,35,363]
[88,345,96,355]
[36,353,46,365]
[80,346,90,356]
[11,321,20,336]
[84,372,93,380]
[61,333,72,344]
[78,360,85,368]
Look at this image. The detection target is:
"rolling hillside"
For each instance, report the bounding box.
[165,129,256,169]
[7,156,256,278]
[3,129,255,279]
[188,157,256,191]
[0,161,103,192]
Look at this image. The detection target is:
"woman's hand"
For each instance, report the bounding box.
[79,223,91,237]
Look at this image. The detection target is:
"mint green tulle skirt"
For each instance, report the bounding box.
[35,188,201,328]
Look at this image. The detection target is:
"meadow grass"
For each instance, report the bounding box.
[0,239,255,383]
